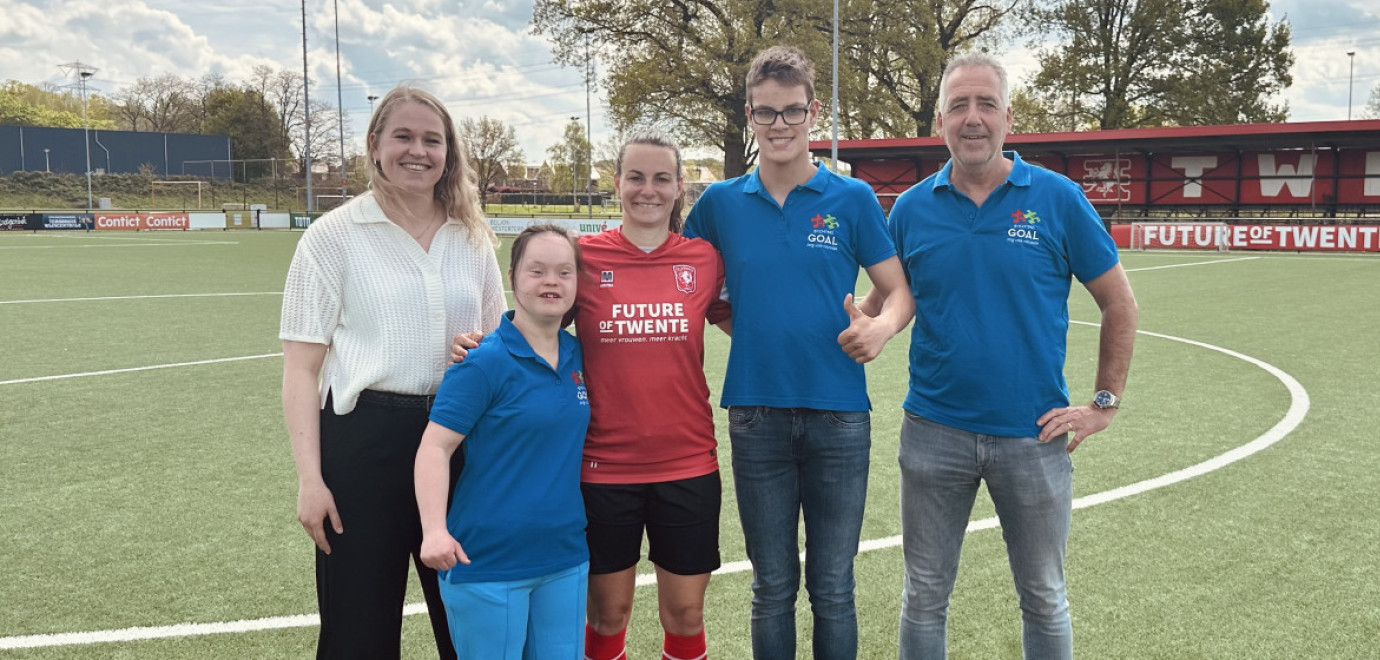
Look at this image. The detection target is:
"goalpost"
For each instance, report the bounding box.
[1127,221,1231,252]
[151,181,206,209]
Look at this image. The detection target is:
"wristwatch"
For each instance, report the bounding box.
[1093,390,1121,410]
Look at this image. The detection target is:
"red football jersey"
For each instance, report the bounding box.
[574,228,731,484]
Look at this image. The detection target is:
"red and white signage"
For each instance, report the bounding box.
[1134,223,1380,252]
[92,213,190,231]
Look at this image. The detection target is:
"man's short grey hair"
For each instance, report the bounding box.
[937,53,1010,112]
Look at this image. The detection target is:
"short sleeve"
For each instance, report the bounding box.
[429,358,494,436]
[706,252,732,325]
[887,193,912,269]
[280,225,344,344]
[850,182,897,268]
[478,236,506,334]
[1059,178,1119,283]
[684,190,715,246]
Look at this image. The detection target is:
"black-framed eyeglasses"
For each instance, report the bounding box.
[750,105,810,126]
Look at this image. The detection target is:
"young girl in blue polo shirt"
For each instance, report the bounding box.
[414,224,591,659]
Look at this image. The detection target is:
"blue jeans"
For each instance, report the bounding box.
[728,406,871,660]
[897,412,1073,660]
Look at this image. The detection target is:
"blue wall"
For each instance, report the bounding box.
[0,125,233,178]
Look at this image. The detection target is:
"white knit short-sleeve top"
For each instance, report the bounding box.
[280,193,506,414]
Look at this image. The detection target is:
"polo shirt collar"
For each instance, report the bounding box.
[349,192,459,226]
[935,150,1031,191]
[742,161,831,196]
[494,311,535,359]
[494,310,577,369]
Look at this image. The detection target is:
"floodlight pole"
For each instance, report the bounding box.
[81,72,94,208]
[334,0,347,200]
[1347,51,1356,120]
[367,94,378,115]
[831,0,839,172]
[585,33,593,220]
[302,0,314,211]
[570,116,580,212]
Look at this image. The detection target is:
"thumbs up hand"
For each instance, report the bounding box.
[838,293,886,363]
[844,293,865,321]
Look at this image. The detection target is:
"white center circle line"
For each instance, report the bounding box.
[0,324,1309,649]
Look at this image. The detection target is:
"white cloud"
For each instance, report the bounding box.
[8,0,1371,169]
[2,0,598,161]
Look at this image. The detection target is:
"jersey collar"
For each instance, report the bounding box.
[934,151,1031,191]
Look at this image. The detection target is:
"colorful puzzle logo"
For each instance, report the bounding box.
[811,213,839,230]
[1011,209,1043,224]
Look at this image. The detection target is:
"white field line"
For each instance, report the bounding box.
[1125,256,1260,272]
[2,292,508,304]
[0,326,1309,649]
[29,233,216,242]
[0,292,282,305]
[0,354,282,386]
[0,241,237,249]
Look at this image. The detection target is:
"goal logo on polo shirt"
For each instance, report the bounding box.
[806,212,841,250]
[673,265,696,294]
[572,370,589,404]
[1007,208,1043,246]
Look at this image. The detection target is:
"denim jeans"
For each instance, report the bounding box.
[728,406,871,660]
[897,412,1073,660]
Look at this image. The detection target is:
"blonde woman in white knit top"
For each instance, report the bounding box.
[280,87,504,659]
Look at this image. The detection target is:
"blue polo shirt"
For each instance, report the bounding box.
[686,162,896,411]
[888,152,1119,437]
[428,312,590,583]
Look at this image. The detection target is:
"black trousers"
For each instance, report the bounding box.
[315,393,464,659]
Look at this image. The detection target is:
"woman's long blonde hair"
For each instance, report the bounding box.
[365,86,494,246]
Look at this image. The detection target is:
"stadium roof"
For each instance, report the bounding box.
[809,119,1380,162]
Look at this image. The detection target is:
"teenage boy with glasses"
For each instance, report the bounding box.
[684,45,914,660]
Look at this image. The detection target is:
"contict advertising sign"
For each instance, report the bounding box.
[92,213,189,230]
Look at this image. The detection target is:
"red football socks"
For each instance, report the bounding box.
[662,629,707,660]
[584,624,627,660]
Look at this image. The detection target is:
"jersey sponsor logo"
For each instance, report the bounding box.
[597,302,692,343]
[1007,208,1042,245]
[600,270,615,288]
[673,264,696,294]
[807,212,841,251]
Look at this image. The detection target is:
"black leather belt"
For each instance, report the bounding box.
[358,389,436,411]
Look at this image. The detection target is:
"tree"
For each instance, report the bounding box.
[202,87,291,179]
[535,0,1021,175]
[458,116,525,203]
[113,74,200,133]
[836,0,1018,138]
[1361,81,1380,119]
[1009,86,1075,134]
[546,120,592,203]
[0,80,116,128]
[245,66,349,172]
[534,0,829,178]
[1027,0,1292,129]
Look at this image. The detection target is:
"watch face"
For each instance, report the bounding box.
[1095,391,1117,408]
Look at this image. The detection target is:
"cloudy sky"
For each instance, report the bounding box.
[2,0,1377,163]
